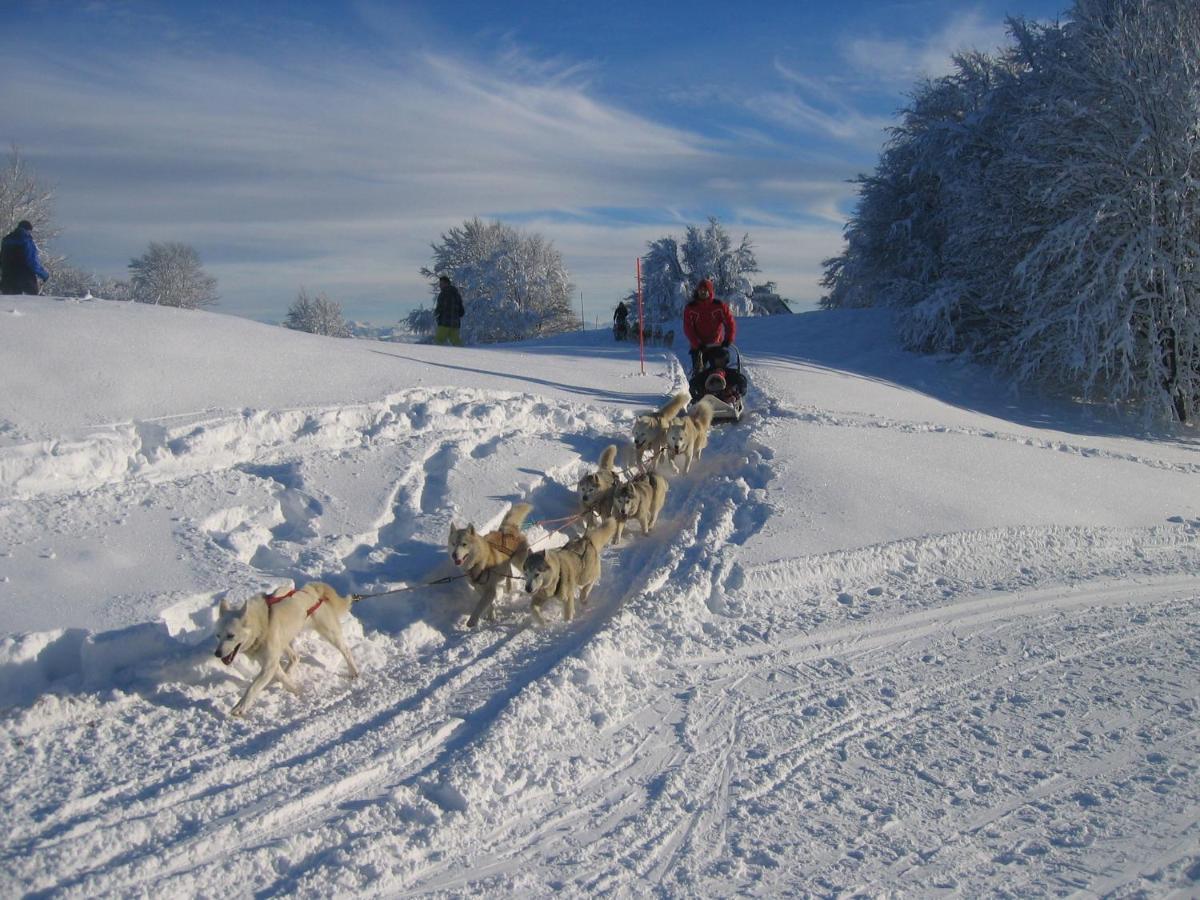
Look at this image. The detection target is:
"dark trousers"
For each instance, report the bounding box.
[1,274,39,295]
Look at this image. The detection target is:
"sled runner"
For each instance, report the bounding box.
[688,345,747,423]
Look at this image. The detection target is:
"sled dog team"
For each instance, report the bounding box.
[214,391,715,716]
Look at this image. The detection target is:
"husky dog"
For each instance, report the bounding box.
[522,518,618,624]
[577,444,619,524]
[214,581,359,718]
[631,392,689,468]
[612,471,669,541]
[448,502,532,627]
[666,398,715,474]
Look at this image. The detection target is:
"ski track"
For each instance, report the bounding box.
[2,367,1200,895]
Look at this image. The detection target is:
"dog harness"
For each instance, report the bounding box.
[264,588,325,618]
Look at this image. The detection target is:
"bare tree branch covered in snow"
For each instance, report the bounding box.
[822,0,1200,422]
[636,218,760,327]
[0,145,58,241]
[284,288,351,337]
[128,242,218,309]
[420,218,576,343]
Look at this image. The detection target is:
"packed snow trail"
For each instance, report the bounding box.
[2,301,1199,896]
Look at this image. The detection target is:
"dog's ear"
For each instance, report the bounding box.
[467,524,476,536]
[219,597,232,614]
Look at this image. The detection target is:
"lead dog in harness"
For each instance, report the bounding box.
[214,581,360,718]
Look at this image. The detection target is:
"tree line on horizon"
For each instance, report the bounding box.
[821,0,1200,423]
[2,146,787,346]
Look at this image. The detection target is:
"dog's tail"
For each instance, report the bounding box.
[587,517,619,551]
[656,392,690,422]
[314,581,355,611]
[650,472,669,507]
[597,444,618,472]
[692,397,715,431]
[500,501,533,535]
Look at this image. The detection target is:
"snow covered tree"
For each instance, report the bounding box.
[284,288,351,337]
[680,218,759,316]
[637,218,761,328]
[1001,1,1200,422]
[420,218,576,343]
[821,0,1200,422]
[0,146,58,241]
[638,236,688,328]
[129,242,218,309]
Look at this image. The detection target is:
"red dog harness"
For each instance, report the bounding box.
[264,588,325,617]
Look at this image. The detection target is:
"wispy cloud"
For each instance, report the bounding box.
[1,10,856,322]
[841,8,1012,86]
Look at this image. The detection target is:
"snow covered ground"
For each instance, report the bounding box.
[2,295,1198,896]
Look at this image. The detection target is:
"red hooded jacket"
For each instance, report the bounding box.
[683,279,737,350]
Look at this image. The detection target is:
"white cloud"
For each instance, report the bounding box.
[842,8,1012,86]
[1,25,857,323]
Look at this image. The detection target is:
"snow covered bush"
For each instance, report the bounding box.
[420,218,576,343]
[822,0,1200,422]
[128,242,218,309]
[405,306,435,337]
[636,217,760,327]
[284,288,351,337]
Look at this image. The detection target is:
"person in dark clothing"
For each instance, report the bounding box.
[613,300,629,340]
[433,274,465,346]
[1,220,50,295]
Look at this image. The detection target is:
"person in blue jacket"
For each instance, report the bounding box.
[1,221,50,295]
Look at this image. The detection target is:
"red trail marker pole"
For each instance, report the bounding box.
[636,257,645,375]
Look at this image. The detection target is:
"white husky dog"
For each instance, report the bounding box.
[631,392,689,468]
[214,581,359,718]
[666,398,715,474]
[522,518,618,624]
[447,502,532,628]
[577,444,619,525]
[612,471,669,542]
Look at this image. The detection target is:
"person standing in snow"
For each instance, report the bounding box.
[433,274,465,346]
[1,220,50,295]
[613,300,629,340]
[683,277,736,376]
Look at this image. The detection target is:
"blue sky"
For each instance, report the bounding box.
[2,0,1066,323]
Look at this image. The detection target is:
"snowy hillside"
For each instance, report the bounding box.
[2,295,1198,896]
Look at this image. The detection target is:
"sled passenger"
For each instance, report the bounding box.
[683,278,737,397]
[689,345,747,405]
[433,274,465,346]
[0,220,50,296]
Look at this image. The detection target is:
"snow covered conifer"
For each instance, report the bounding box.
[284,288,352,337]
[128,242,218,309]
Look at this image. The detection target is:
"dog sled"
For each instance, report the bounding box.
[688,344,747,423]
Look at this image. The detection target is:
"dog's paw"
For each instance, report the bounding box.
[229,704,247,718]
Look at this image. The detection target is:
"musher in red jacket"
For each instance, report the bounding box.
[683,278,736,374]
[683,278,743,403]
